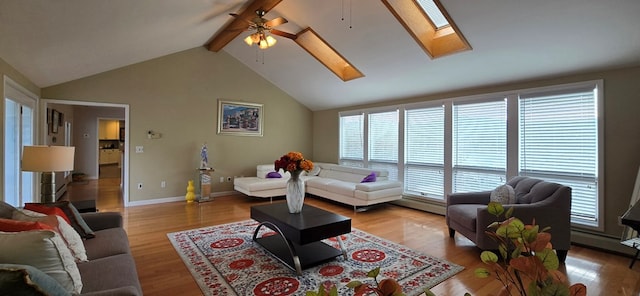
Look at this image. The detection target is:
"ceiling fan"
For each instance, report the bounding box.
[233,9,296,49]
[205,0,294,52]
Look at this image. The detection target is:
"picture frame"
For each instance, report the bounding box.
[217,100,263,136]
[51,109,60,134]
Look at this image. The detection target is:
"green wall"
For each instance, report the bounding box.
[313,65,640,242]
[42,47,313,203]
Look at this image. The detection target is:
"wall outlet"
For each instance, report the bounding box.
[219,177,224,183]
[227,177,232,182]
[161,181,166,188]
[137,183,143,189]
[135,146,144,153]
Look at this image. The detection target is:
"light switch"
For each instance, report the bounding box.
[135,146,144,153]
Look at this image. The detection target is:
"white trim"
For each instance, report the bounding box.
[126,191,239,207]
[41,99,131,207]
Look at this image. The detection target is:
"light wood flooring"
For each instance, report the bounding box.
[64,179,640,296]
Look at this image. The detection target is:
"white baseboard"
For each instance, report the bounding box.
[125,191,240,207]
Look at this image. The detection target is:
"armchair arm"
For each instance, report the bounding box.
[447,191,491,206]
[80,212,123,231]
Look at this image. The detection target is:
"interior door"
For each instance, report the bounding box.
[3,79,37,206]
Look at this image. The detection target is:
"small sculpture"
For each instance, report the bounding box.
[185,180,196,203]
[200,143,209,169]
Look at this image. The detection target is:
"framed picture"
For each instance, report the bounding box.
[217,100,263,136]
[50,109,60,134]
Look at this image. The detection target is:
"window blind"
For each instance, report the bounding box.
[369,110,399,180]
[453,100,507,192]
[520,89,598,222]
[339,114,364,167]
[405,106,445,198]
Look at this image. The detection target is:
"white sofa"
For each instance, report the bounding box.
[234,163,403,210]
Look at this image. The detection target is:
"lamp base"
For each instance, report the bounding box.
[40,172,57,203]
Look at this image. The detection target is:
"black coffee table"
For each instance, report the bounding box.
[250,203,351,275]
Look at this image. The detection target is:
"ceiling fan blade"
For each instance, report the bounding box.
[270,29,297,40]
[205,0,284,52]
[265,17,287,28]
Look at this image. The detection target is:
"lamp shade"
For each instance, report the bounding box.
[22,146,75,172]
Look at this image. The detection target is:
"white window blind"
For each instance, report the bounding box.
[369,110,399,180]
[453,100,507,192]
[405,106,445,199]
[339,114,364,167]
[520,88,598,223]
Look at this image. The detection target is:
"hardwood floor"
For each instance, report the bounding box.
[65,179,640,295]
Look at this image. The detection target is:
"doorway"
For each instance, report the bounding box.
[3,77,36,206]
[44,100,130,206]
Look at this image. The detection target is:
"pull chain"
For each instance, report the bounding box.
[341,0,353,29]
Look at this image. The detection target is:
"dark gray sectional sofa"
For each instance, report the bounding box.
[0,201,142,295]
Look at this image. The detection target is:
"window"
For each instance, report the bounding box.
[453,100,507,193]
[520,86,599,226]
[368,110,399,180]
[405,105,445,199]
[339,113,364,167]
[338,80,603,228]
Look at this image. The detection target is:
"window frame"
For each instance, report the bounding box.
[338,80,604,230]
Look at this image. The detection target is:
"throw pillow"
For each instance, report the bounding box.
[24,203,71,225]
[361,172,377,183]
[0,230,83,294]
[265,171,282,178]
[12,210,88,262]
[490,184,516,204]
[25,202,95,239]
[0,264,71,296]
[0,201,16,219]
[0,218,55,232]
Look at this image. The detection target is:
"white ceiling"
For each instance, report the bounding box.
[1,0,639,111]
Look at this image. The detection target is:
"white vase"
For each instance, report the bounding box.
[286,171,305,214]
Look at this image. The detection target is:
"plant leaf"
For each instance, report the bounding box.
[536,248,560,271]
[505,206,514,219]
[329,286,339,296]
[367,267,380,278]
[474,267,491,278]
[569,284,587,296]
[346,281,363,288]
[487,202,504,216]
[481,251,499,263]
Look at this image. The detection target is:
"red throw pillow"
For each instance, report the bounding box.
[24,203,72,225]
[0,218,55,232]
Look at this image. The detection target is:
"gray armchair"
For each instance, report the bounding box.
[446,176,572,262]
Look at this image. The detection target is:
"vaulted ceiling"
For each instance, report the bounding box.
[1,0,639,111]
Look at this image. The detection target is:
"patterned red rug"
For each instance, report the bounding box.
[167,220,463,296]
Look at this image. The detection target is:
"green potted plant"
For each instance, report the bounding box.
[475,202,587,296]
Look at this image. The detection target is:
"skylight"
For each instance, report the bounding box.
[416,0,449,29]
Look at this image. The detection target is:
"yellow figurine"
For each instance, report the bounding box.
[185,180,196,203]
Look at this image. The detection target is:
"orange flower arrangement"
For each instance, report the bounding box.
[274,151,314,174]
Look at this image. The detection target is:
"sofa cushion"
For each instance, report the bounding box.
[13,210,88,262]
[25,202,95,239]
[0,202,16,219]
[0,264,71,296]
[323,180,357,197]
[24,203,71,225]
[76,253,141,295]
[235,177,288,192]
[0,230,82,294]
[83,228,131,260]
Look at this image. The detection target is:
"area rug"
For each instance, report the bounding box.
[167,220,463,296]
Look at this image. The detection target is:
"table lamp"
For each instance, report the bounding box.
[21,145,75,203]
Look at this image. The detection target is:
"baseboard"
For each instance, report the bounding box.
[125,191,240,207]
